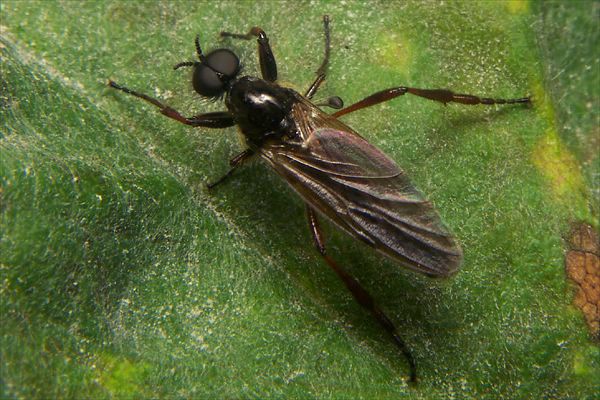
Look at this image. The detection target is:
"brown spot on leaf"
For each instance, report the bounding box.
[565,223,600,340]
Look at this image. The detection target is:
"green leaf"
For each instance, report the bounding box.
[1,1,598,398]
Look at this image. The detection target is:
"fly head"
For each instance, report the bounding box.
[174,36,241,98]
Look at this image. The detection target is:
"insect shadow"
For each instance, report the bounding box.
[108,15,531,383]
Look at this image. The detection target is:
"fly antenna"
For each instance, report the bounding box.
[174,34,207,70]
[195,35,207,62]
[173,61,195,70]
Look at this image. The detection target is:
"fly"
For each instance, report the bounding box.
[108,15,530,382]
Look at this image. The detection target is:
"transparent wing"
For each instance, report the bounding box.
[260,100,462,276]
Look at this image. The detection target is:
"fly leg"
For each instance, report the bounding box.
[305,15,332,99]
[108,80,247,188]
[304,16,343,110]
[306,206,417,383]
[108,81,235,128]
[333,86,531,118]
[221,26,277,82]
[206,149,254,189]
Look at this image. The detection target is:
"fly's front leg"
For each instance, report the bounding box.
[333,86,531,118]
[108,81,235,128]
[221,26,277,82]
[306,206,417,383]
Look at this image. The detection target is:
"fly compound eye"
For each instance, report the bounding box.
[205,49,240,78]
[173,36,241,98]
[191,49,240,98]
[192,65,224,97]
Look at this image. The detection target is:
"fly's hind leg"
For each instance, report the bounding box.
[306,206,417,383]
[334,86,531,118]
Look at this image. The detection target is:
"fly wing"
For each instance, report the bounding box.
[260,100,462,277]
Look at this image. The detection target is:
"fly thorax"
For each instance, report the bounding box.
[226,77,294,146]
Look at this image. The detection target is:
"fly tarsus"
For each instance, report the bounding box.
[306,206,417,383]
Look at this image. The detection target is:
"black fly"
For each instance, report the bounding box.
[108,15,530,382]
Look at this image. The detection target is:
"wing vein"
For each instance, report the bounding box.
[260,99,462,276]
